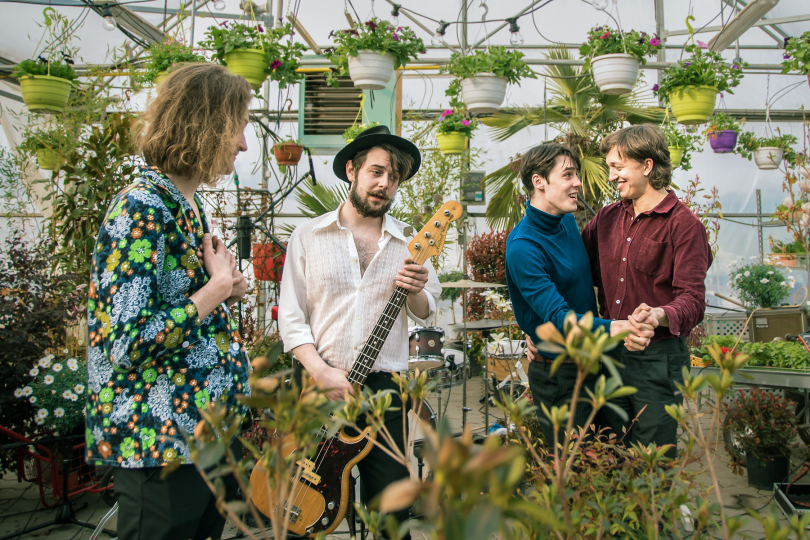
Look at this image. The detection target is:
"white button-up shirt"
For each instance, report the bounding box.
[278,203,441,373]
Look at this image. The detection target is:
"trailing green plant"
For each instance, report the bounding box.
[725,387,797,461]
[703,111,743,135]
[441,46,536,84]
[15,355,86,434]
[18,122,79,171]
[782,31,810,75]
[342,121,379,142]
[134,36,206,86]
[13,58,76,81]
[735,129,798,166]
[201,21,307,89]
[652,43,746,101]
[323,18,425,88]
[771,237,806,255]
[579,26,663,69]
[662,124,703,170]
[728,261,792,310]
[11,8,80,82]
[435,108,479,138]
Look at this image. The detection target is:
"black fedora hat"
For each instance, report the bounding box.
[333,125,421,183]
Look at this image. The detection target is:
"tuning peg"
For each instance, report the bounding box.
[412,214,423,227]
[422,204,432,214]
[403,225,415,237]
[433,194,443,205]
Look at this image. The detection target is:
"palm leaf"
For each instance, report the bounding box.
[483,160,524,230]
[295,181,349,219]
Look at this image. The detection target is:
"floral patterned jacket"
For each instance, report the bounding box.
[85,167,251,468]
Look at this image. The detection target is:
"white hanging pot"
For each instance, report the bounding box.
[460,73,508,114]
[348,50,395,90]
[753,147,783,170]
[590,53,640,95]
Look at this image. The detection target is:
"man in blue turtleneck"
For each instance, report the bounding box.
[504,144,655,446]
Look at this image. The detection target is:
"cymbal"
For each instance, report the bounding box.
[440,279,506,289]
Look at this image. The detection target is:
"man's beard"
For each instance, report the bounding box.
[349,181,394,218]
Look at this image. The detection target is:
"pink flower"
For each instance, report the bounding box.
[396,27,403,32]
[697,40,708,48]
[650,37,661,46]
[600,31,610,39]
[461,119,470,126]
[391,32,399,41]
[442,109,453,116]
[257,24,265,33]
[270,60,282,69]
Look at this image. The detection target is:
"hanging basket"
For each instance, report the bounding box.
[19,75,73,114]
[668,146,683,168]
[154,70,170,88]
[224,49,269,90]
[348,50,395,90]
[591,53,640,95]
[36,148,62,170]
[273,143,304,166]
[708,130,738,153]
[460,73,508,115]
[667,85,718,125]
[253,243,286,282]
[753,147,783,170]
[436,132,468,155]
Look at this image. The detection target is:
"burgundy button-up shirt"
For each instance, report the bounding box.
[581,189,712,342]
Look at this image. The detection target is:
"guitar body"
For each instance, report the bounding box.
[250,427,375,537]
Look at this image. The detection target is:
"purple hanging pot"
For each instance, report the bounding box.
[708,130,738,153]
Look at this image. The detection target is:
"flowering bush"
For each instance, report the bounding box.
[725,387,797,461]
[782,31,810,75]
[435,109,479,138]
[201,22,307,89]
[465,230,509,319]
[728,261,792,309]
[703,111,743,135]
[579,26,663,69]
[653,43,746,102]
[735,129,798,166]
[662,124,703,170]
[15,355,86,435]
[134,36,206,86]
[324,18,425,88]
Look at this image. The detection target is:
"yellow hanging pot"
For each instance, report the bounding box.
[224,49,269,90]
[36,148,62,170]
[668,146,684,168]
[667,85,718,125]
[437,132,468,155]
[19,75,73,114]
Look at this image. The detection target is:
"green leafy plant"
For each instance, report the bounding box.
[725,388,797,461]
[324,18,425,88]
[696,335,810,371]
[435,108,479,138]
[342,121,379,142]
[771,237,806,255]
[579,26,663,68]
[662,124,703,170]
[134,36,206,86]
[728,262,792,309]
[703,111,743,135]
[12,8,80,82]
[15,355,86,434]
[735,129,798,166]
[653,43,746,101]
[13,58,76,81]
[441,46,536,84]
[679,174,722,256]
[782,31,810,75]
[18,123,79,170]
[201,21,307,89]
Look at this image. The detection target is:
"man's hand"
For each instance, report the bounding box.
[525,334,538,363]
[312,364,354,401]
[227,266,248,307]
[396,257,429,295]
[610,318,656,352]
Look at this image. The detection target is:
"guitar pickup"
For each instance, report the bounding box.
[296,458,321,485]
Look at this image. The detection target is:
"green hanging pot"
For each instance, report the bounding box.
[667,85,718,125]
[19,75,73,114]
[436,132,468,155]
[668,146,684,168]
[154,70,170,88]
[36,148,62,170]
[224,49,269,90]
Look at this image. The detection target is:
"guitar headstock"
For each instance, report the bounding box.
[407,200,463,264]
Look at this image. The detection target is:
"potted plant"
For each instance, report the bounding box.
[441,46,536,114]
[782,31,810,88]
[728,261,792,310]
[435,109,478,155]
[703,112,743,153]
[19,125,75,171]
[273,137,305,166]
[653,43,746,125]
[767,238,806,268]
[135,36,206,88]
[12,9,78,114]
[735,129,797,170]
[342,121,379,143]
[14,355,87,434]
[253,242,286,282]
[202,21,306,90]
[662,124,702,170]
[579,26,663,95]
[725,388,796,489]
[324,18,425,90]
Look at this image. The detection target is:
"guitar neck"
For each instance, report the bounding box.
[347,285,410,387]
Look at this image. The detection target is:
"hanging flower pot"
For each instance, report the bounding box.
[224,49,269,90]
[253,243,285,282]
[590,53,640,95]
[460,73,508,114]
[708,130,738,153]
[154,70,170,88]
[273,143,304,166]
[19,75,73,114]
[668,146,683,168]
[36,148,62,170]
[348,50,395,90]
[436,132,467,155]
[667,85,718,125]
[753,147,783,170]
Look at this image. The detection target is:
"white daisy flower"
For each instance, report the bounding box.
[744,271,751,276]
[74,384,85,394]
[62,390,72,399]
[54,408,64,418]
[44,375,54,385]
[22,386,32,396]
[68,393,78,402]
[29,368,39,377]
[768,271,774,275]
[29,396,37,404]
[66,359,78,371]
[37,408,48,418]
[52,363,62,373]
[782,281,788,286]
[13,388,24,398]
[761,278,769,283]
[35,417,44,425]
[38,356,52,368]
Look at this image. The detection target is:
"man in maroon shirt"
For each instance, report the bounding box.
[581,124,712,456]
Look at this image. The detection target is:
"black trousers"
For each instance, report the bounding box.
[601,337,690,458]
[527,361,597,447]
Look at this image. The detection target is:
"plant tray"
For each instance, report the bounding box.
[774,483,810,519]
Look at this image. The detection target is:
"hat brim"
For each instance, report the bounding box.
[333,133,421,183]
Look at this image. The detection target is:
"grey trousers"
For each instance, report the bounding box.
[527,361,597,447]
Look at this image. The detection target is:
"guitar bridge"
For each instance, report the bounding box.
[296,458,322,485]
[284,502,302,524]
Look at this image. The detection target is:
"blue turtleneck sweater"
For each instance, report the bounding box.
[505,204,611,358]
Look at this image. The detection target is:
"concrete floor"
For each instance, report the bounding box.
[0,378,801,540]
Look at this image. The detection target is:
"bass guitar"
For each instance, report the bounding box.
[250,200,462,537]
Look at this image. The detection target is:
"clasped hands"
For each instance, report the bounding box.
[197,234,248,307]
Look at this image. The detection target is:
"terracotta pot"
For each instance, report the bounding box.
[591,53,640,95]
[273,143,304,166]
[708,130,738,153]
[667,85,718,125]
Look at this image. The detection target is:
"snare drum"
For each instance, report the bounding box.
[408,327,445,369]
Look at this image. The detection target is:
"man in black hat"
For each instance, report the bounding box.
[278,126,442,533]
